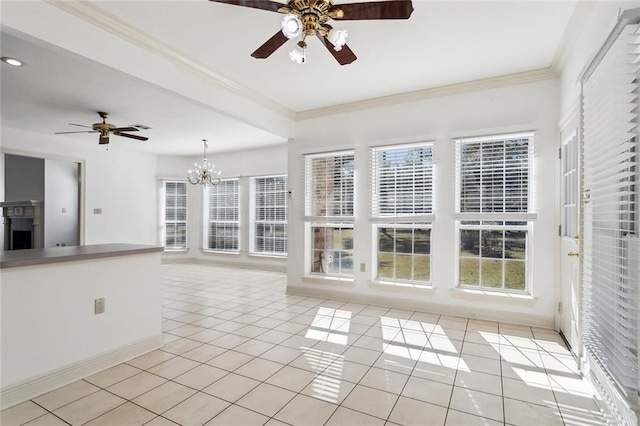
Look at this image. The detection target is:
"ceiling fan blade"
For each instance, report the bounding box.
[330,0,414,20]
[112,127,139,132]
[251,31,289,59]
[208,0,285,13]
[99,135,110,145]
[317,32,357,65]
[55,130,99,134]
[113,132,149,141]
[69,123,93,129]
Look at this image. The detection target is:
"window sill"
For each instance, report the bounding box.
[201,249,241,256]
[248,253,287,260]
[450,288,536,305]
[370,280,436,294]
[163,248,189,253]
[301,275,354,286]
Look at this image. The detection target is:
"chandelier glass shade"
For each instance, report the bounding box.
[188,139,221,186]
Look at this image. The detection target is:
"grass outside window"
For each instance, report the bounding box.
[459,223,527,291]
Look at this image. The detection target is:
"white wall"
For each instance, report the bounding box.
[2,127,158,246]
[44,159,79,248]
[288,79,560,327]
[4,154,44,202]
[156,143,288,270]
[559,1,639,116]
[1,252,163,406]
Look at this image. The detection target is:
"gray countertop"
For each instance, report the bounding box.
[0,244,164,269]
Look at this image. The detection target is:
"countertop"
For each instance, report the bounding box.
[0,243,164,269]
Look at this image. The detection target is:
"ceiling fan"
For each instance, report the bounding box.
[55,111,149,145]
[209,0,414,65]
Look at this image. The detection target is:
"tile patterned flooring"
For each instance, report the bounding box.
[2,264,605,425]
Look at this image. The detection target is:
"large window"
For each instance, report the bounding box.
[455,133,533,292]
[371,143,434,284]
[204,179,239,252]
[163,181,188,249]
[305,151,354,277]
[250,175,288,255]
[583,22,640,401]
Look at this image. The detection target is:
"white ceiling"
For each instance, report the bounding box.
[0,0,579,155]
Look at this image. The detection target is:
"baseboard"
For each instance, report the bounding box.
[286,285,554,329]
[0,334,163,410]
[163,257,287,273]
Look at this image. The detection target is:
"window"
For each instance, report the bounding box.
[204,179,239,251]
[250,175,288,255]
[459,221,527,290]
[162,180,187,249]
[455,133,533,292]
[371,143,434,284]
[582,22,639,400]
[377,224,431,282]
[561,132,578,238]
[305,151,354,277]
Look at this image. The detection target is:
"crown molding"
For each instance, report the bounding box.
[45,0,295,120]
[551,1,598,74]
[296,67,558,121]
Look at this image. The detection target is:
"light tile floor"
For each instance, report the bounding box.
[2,264,606,425]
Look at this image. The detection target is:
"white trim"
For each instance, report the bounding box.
[301,275,355,286]
[296,68,557,121]
[370,280,436,294]
[450,288,537,305]
[46,0,294,120]
[286,285,554,328]
[174,257,287,273]
[551,1,598,73]
[0,334,163,410]
[452,213,538,221]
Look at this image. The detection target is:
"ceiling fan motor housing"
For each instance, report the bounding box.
[288,0,334,36]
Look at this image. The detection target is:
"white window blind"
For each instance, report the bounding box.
[304,151,355,220]
[370,143,433,218]
[204,178,239,252]
[583,23,640,398]
[455,133,533,215]
[250,175,288,255]
[163,180,187,249]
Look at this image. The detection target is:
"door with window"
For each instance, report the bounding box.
[559,127,580,355]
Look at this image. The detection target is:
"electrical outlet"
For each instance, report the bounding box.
[93,208,102,214]
[360,263,366,272]
[95,298,105,314]
[61,207,67,213]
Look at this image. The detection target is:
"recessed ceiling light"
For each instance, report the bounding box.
[1,57,23,67]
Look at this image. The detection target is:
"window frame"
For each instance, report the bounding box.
[249,174,288,256]
[454,132,535,293]
[304,150,355,278]
[203,178,240,253]
[161,180,188,251]
[370,141,435,285]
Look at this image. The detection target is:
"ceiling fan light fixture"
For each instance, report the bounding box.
[289,40,307,64]
[281,14,302,39]
[327,28,348,51]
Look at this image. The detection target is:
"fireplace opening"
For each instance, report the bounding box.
[12,230,33,250]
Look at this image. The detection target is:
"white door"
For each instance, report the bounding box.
[559,130,580,354]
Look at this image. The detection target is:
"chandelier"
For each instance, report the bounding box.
[188,139,221,186]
